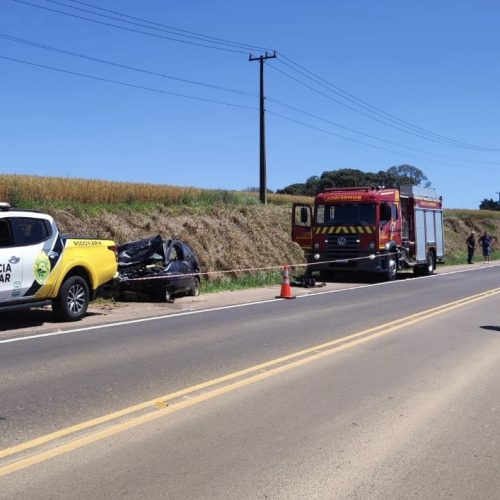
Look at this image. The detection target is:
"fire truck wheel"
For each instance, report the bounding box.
[414,251,435,277]
[424,251,436,275]
[386,257,397,281]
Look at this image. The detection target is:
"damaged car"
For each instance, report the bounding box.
[116,235,201,302]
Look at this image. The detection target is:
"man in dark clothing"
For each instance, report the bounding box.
[479,231,494,263]
[466,231,476,264]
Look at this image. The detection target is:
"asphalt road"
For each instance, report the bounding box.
[1,264,500,498]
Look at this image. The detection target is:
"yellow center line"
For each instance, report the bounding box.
[1,287,500,477]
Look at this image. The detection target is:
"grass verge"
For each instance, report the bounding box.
[444,250,500,266]
[201,271,283,293]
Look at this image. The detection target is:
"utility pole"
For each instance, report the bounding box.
[249,50,276,204]
[497,192,500,204]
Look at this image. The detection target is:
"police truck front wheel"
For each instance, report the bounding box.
[53,275,90,321]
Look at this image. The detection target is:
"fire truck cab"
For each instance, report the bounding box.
[292,185,444,280]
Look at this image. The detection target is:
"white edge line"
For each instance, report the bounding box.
[0,299,278,344]
[1,263,499,345]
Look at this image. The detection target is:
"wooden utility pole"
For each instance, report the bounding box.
[249,51,276,204]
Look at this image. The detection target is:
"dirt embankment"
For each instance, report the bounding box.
[49,205,306,277]
[47,206,500,275]
[444,210,500,258]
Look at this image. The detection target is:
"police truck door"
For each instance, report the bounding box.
[0,218,23,301]
[11,217,51,300]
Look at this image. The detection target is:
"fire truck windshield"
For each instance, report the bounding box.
[315,203,376,226]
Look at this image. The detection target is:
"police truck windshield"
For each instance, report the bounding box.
[315,203,376,226]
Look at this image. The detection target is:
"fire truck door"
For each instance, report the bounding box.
[292,203,312,250]
[390,203,401,241]
[379,203,391,248]
[379,203,401,246]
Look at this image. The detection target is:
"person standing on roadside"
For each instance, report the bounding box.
[466,230,476,264]
[478,231,493,263]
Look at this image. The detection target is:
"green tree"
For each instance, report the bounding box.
[386,164,430,187]
[317,169,371,191]
[276,183,307,196]
[479,198,500,210]
[278,164,430,195]
[277,175,320,196]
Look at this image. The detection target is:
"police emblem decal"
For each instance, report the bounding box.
[34,252,51,285]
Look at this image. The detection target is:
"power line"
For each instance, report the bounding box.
[1,53,495,172]
[278,56,458,144]
[0,33,257,97]
[41,0,263,52]
[4,33,492,163]
[3,3,497,168]
[279,55,496,152]
[273,54,500,152]
[267,63,467,150]
[267,97,500,166]
[8,0,496,154]
[61,0,270,53]
[277,54,498,151]
[0,54,259,111]
[9,0,248,54]
[267,110,496,170]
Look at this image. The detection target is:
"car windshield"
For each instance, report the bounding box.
[315,203,376,226]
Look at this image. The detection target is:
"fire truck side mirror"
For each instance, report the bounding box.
[300,207,310,225]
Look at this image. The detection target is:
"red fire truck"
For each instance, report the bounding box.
[292,185,445,280]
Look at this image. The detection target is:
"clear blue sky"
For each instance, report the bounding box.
[1,0,499,208]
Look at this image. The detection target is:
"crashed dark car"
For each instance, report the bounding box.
[116,235,201,302]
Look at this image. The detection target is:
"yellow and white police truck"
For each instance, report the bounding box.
[0,203,118,321]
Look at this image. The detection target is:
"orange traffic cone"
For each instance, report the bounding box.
[276,265,296,299]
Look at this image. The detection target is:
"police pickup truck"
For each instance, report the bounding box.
[0,203,118,321]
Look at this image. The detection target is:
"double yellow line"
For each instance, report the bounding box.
[2,287,500,477]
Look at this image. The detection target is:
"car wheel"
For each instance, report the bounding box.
[53,275,89,321]
[188,277,200,297]
[164,289,175,303]
[150,287,175,303]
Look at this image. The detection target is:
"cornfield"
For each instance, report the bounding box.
[0,174,312,207]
